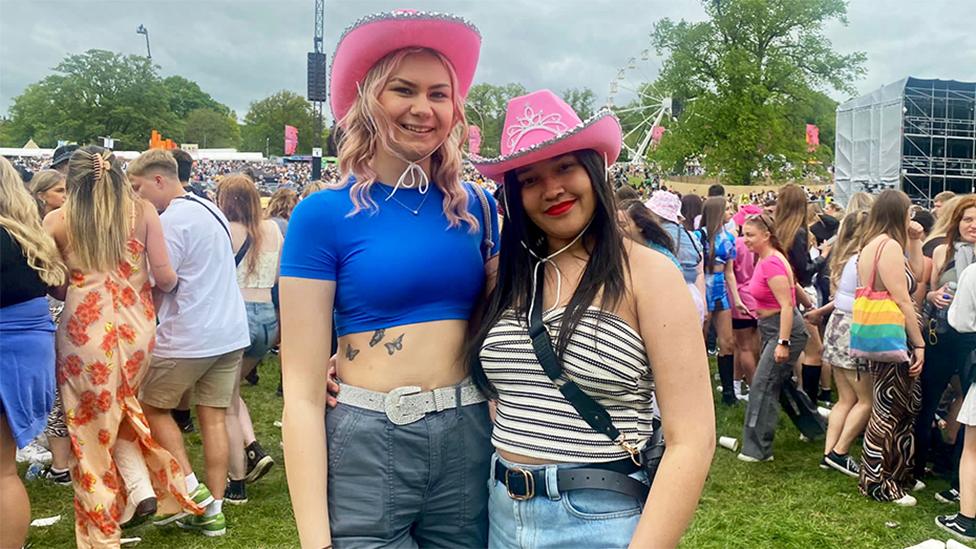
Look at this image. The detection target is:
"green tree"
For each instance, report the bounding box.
[240,90,318,156]
[162,75,232,119]
[562,87,596,120]
[2,49,180,149]
[464,82,527,157]
[647,0,865,183]
[182,108,240,149]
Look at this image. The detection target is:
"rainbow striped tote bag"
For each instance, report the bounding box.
[849,240,910,363]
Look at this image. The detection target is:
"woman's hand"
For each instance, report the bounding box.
[804,308,824,324]
[735,300,751,317]
[326,355,340,408]
[908,347,924,377]
[774,343,790,364]
[928,285,953,309]
[908,221,925,241]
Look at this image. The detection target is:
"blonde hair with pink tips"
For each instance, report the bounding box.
[335,47,477,231]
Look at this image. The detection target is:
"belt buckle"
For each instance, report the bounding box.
[384,386,424,425]
[504,468,535,501]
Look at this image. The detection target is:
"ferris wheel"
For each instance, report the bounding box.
[607,47,673,166]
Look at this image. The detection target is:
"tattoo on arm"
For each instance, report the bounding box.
[369,329,386,347]
[384,334,404,356]
[345,343,360,361]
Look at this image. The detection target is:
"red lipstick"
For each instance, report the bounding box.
[544,199,576,216]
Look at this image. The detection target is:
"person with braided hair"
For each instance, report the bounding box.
[44,146,202,547]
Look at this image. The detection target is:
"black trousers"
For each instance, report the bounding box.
[912,327,976,480]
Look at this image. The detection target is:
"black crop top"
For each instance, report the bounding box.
[1,227,49,307]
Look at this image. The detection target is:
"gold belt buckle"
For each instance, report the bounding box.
[504,468,535,501]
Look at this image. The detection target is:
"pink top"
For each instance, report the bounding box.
[732,237,757,319]
[747,254,796,311]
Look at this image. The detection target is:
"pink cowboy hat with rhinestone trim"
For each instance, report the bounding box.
[470,89,622,183]
[329,9,481,122]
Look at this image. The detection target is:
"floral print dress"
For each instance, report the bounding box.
[57,237,199,547]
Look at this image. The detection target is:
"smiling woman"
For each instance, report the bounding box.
[470,90,714,549]
[278,10,500,549]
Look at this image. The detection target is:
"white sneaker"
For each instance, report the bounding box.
[737,453,774,463]
[892,494,917,507]
[913,480,926,492]
[16,441,52,464]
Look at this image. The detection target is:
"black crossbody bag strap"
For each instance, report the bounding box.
[527,270,631,452]
[234,237,251,267]
[175,195,232,244]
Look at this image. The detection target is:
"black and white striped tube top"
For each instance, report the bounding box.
[479,306,653,463]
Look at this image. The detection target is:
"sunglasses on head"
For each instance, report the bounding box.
[746,213,773,230]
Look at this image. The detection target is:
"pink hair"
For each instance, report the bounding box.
[334,47,476,232]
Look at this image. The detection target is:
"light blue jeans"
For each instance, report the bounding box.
[488,453,646,549]
[243,301,278,359]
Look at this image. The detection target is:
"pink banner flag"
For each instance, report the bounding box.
[806,124,819,152]
[468,125,482,155]
[284,125,298,156]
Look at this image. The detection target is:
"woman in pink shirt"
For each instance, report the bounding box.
[738,213,809,462]
[731,205,763,400]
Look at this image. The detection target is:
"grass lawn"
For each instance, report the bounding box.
[22,357,967,548]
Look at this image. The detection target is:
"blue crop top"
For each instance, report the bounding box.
[280,180,500,336]
[695,228,736,267]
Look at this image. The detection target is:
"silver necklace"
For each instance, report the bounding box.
[381,185,430,215]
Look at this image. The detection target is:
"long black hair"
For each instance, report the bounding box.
[618,199,675,255]
[468,149,627,397]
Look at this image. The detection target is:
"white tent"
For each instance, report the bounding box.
[833,78,907,206]
[834,77,976,206]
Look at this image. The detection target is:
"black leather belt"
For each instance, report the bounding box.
[493,458,649,501]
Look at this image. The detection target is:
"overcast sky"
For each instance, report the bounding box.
[2,0,975,124]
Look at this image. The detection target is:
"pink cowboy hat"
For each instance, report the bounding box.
[733,204,763,226]
[329,10,481,122]
[470,89,622,183]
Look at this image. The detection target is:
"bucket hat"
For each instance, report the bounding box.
[646,190,683,224]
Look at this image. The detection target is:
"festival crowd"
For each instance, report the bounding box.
[2,9,975,549]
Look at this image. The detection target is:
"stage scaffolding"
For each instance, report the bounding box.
[834,77,976,206]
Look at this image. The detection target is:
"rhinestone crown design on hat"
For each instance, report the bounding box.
[505,105,569,152]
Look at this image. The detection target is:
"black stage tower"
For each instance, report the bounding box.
[307,0,326,181]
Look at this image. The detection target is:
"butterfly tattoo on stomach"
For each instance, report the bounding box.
[384,334,404,356]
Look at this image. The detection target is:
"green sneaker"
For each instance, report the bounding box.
[176,511,226,537]
[153,484,215,526]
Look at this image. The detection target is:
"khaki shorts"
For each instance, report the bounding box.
[140,349,244,409]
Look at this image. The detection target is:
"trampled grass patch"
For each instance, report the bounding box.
[22,357,966,548]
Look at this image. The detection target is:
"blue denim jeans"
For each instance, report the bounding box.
[327,398,491,548]
[243,301,278,359]
[488,453,647,549]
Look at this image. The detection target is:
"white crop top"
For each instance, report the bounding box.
[834,255,858,314]
[236,222,282,290]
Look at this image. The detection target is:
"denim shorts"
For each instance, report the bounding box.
[326,396,492,548]
[244,301,278,359]
[488,453,647,549]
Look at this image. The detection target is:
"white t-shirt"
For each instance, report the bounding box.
[949,262,976,334]
[155,195,250,358]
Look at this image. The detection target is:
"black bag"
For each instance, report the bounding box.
[527,271,664,485]
[779,381,826,440]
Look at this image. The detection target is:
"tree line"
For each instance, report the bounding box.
[0,0,862,183]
